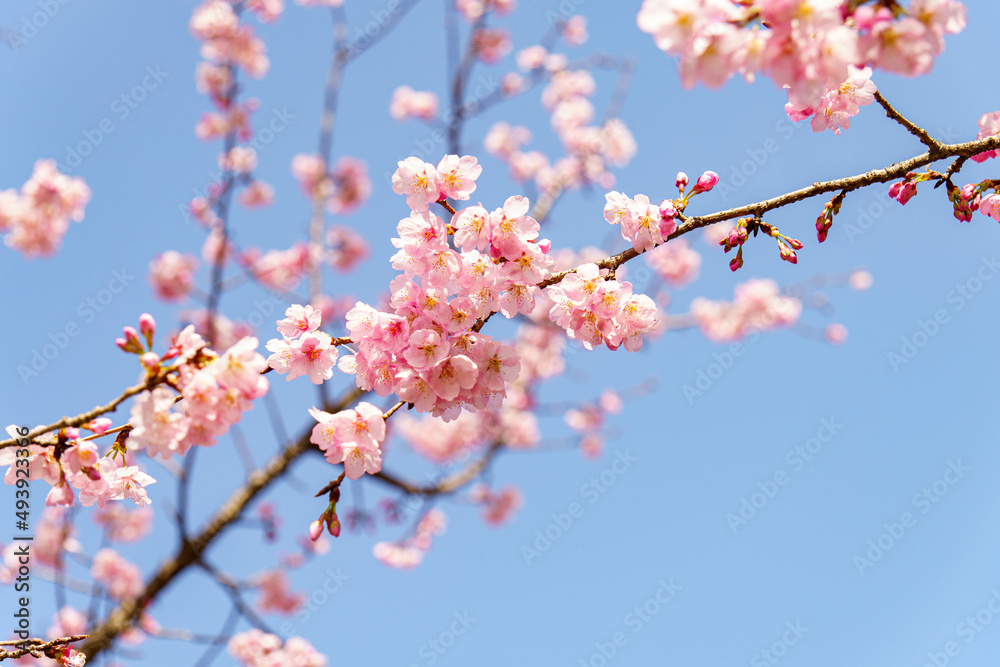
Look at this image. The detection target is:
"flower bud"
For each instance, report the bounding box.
[140,352,161,371]
[692,171,719,194]
[778,240,797,264]
[659,199,677,220]
[139,313,156,347]
[675,172,688,191]
[309,520,323,542]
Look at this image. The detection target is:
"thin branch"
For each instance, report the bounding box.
[873,90,943,154]
[78,386,366,660]
[0,376,160,449]
[538,132,1000,288]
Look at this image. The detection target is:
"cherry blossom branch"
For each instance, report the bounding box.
[204,61,241,347]
[0,635,88,662]
[0,375,163,450]
[371,440,504,496]
[873,90,943,154]
[447,9,489,154]
[78,385,366,659]
[539,132,1000,289]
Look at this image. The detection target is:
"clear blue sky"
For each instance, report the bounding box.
[3,1,1000,666]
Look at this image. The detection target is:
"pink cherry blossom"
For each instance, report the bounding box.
[149,251,199,301]
[391,157,442,212]
[436,155,482,201]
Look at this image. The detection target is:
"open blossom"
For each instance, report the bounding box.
[484,122,532,159]
[328,157,371,214]
[472,484,523,526]
[605,192,675,253]
[971,111,1000,163]
[129,386,190,459]
[238,180,274,208]
[111,466,157,506]
[1,160,91,258]
[472,27,512,64]
[266,331,338,384]
[373,509,447,569]
[309,403,385,479]
[645,238,701,287]
[391,157,441,212]
[327,225,369,270]
[91,548,144,599]
[690,278,802,343]
[242,243,312,291]
[436,155,482,201]
[276,304,322,339]
[545,263,658,351]
[149,251,199,301]
[216,336,268,397]
[255,569,305,615]
[389,86,439,121]
[229,630,327,667]
[786,66,877,134]
[980,194,1000,223]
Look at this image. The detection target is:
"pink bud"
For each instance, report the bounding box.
[115,338,128,351]
[659,199,677,220]
[693,171,719,194]
[139,313,156,347]
[309,520,323,541]
[889,180,917,205]
[85,418,113,435]
[537,238,552,253]
[45,484,74,507]
[140,352,161,370]
[786,237,803,250]
[825,323,848,345]
[729,255,743,272]
[778,241,797,264]
[675,172,688,191]
[328,516,341,538]
[123,326,141,345]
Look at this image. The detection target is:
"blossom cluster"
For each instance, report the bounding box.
[390,86,439,121]
[308,402,384,479]
[0,160,91,258]
[690,278,802,343]
[292,154,372,215]
[564,388,625,459]
[470,484,523,526]
[266,305,339,385]
[129,323,269,457]
[373,509,447,569]
[255,568,306,615]
[228,629,327,667]
[1,424,157,510]
[545,263,658,352]
[637,0,966,120]
[785,65,878,135]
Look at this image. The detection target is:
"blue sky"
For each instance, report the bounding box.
[2,1,1000,666]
